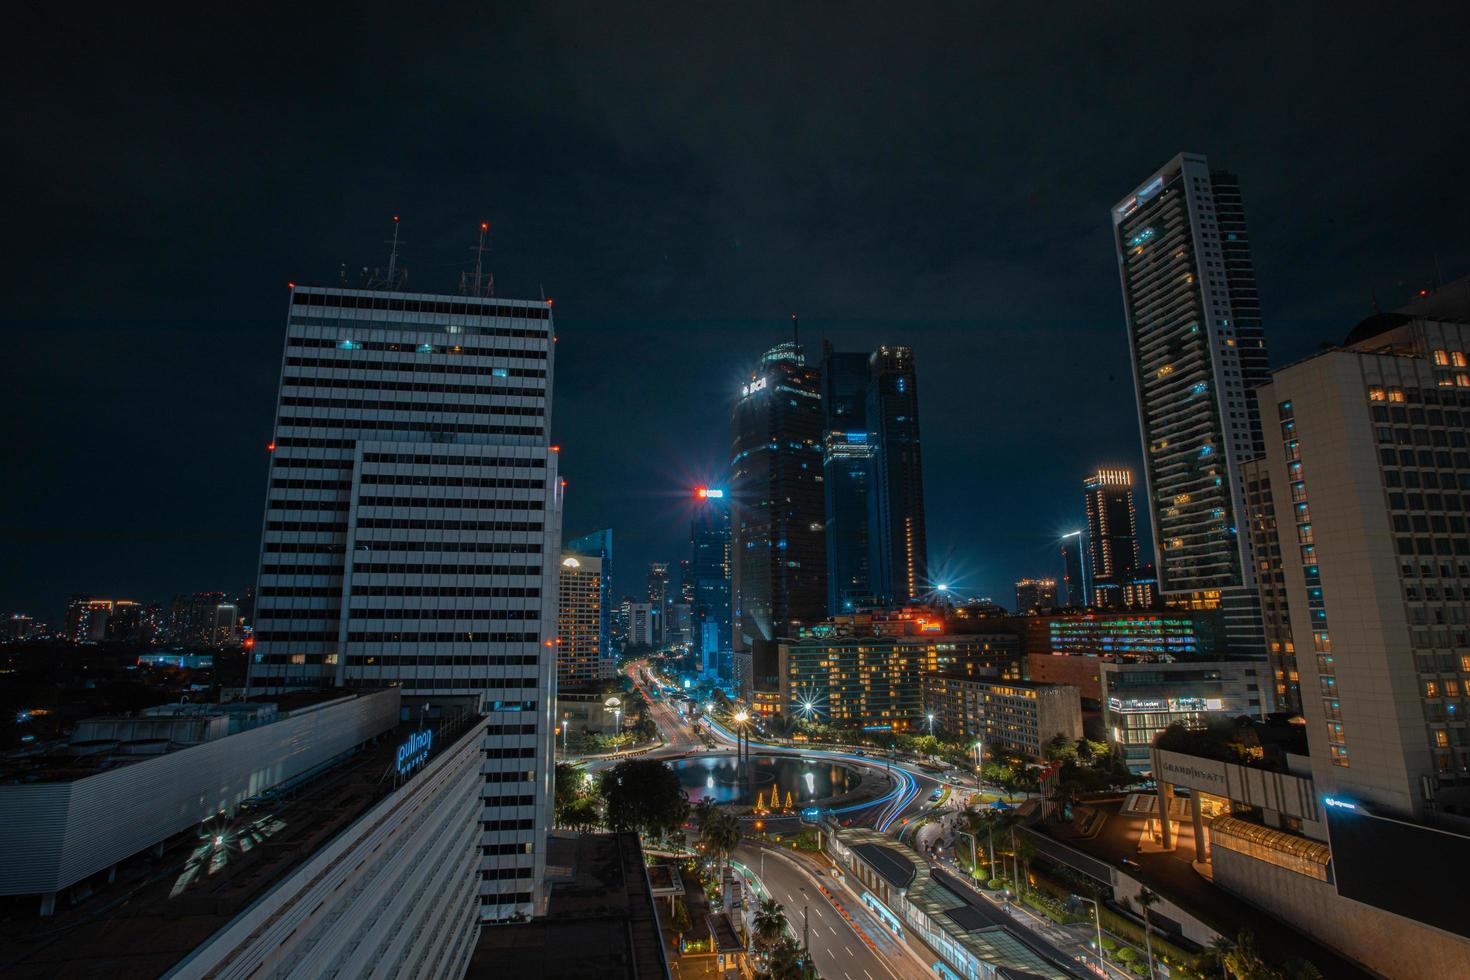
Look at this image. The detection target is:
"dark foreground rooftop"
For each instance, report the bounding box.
[468,831,669,980]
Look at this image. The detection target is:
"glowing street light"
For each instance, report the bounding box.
[927,712,935,736]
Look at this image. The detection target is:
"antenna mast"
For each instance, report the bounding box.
[366,215,409,290]
[460,222,495,297]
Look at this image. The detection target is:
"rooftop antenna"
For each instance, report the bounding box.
[461,222,495,297]
[792,312,799,350]
[386,216,402,284]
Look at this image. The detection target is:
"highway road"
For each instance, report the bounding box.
[733,842,932,980]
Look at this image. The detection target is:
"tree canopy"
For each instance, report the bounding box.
[599,758,689,839]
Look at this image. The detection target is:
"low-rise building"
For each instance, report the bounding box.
[1099,660,1268,770]
[921,674,1082,762]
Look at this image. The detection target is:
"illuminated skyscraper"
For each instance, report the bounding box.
[1083,468,1140,608]
[557,553,607,688]
[731,337,826,697]
[820,343,929,609]
[821,347,878,613]
[565,528,613,662]
[645,562,670,644]
[691,488,733,683]
[1015,578,1058,613]
[246,277,561,923]
[869,346,929,604]
[1113,152,1270,655]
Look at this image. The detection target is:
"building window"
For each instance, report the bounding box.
[1369,387,1386,402]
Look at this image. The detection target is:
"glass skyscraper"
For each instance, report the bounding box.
[820,344,930,611]
[246,281,560,922]
[1113,152,1270,655]
[690,493,732,684]
[565,527,613,667]
[1083,468,1140,608]
[730,339,826,697]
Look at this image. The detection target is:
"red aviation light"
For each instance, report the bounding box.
[481,222,488,231]
[287,281,295,289]
[696,486,709,499]
[550,445,560,452]
[266,441,276,452]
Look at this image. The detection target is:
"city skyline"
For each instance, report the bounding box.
[5,6,1469,622]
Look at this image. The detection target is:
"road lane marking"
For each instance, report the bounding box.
[829,925,837,935]
[845,945,855,957]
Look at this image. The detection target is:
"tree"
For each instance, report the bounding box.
[761,936,809,980]
[1014,835,1037,897]
[670,897,692,939]
[704,811,742,877]
[563,796,602,832]
[693,797,719,838]
[1136,888,1160,980]
[554,762,582,826]
[1208,933,1236,979]
[1045,734,1079,763]
[599,759,690,839]
[752,897,787,950]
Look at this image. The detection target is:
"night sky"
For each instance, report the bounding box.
[6,3,1469,621]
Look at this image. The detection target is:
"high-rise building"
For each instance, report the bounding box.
[1254,290,1470,815]
[566,529,613,662]
[645,562,670,645]
[1114,152,1270,656]
[820,344,930,610]
[1014,578,1058,613]
[868,346,929,604]
[731,337,826,697]
[821,347,879,613]
[691,488,733,683]
[1083,468,1140,608]
[626,602,656,648]
[1059,540,1085,608]
[1240,457,1299,713]
[245,277,561,923]
[558,553,608,688]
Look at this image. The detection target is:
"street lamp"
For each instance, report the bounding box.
[974,740,984,791]
[1075,893,1106,976]
[926,712,935,737]
[605,696,623,747]
[733,710,749,761]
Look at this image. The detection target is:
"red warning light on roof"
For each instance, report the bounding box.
[550,445,560,452]
[287,282,295,289]
[393,215,400,222]
[547,299,554,307]
[481,222,488,231]
[696,487,709,499]
[267,441,276,452]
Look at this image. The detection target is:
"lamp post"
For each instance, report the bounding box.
[1076,893,1106,976]
[956,829,980,882]
[604,696,623,749]
[734,710,749,762]
[974,740,984,791]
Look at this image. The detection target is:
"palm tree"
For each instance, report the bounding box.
[1013,835,1037,898]
[1136,887,1160,980]
[1208,933,1237,978]
[694,797,719,838]
[752,897,787,951]
[704,811,742,879]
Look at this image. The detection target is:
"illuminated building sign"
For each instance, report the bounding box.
[1323,796,1356,811]
[396,729,433,776]
[696,487,726,499]
[741,377,767,397]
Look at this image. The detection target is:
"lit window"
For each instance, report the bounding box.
[1425,680,1439,698]
[1456,352,1468,368]
[1433,350,1450,366]
[1389,388,1407,403]
[1457,374,1470,389]
[1369,387,1386,401]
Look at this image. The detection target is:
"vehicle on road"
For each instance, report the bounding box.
[1120,857,1143,871]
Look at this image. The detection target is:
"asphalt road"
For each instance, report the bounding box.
[733,842,932,980]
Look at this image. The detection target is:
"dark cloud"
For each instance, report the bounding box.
[4,2,1468,615]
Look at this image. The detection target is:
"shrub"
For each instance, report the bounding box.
[1100,938,1117,951]
[1116,948,1138,962]
[987,879,1004,889]
[1130,963,1149,977]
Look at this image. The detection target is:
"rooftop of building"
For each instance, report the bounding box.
[836,828,1085,979]
[1154,713,1310,773]
[0,708,479,979]
[468,831,669,980]
[0,688,377,785]
[927,672,1076,693]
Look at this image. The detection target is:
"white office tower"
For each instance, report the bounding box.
[246,278,561,923]
[1255,283,1470,816]
[1113,152,1271,657]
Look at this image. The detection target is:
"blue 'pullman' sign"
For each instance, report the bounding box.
[396,729,433,775]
